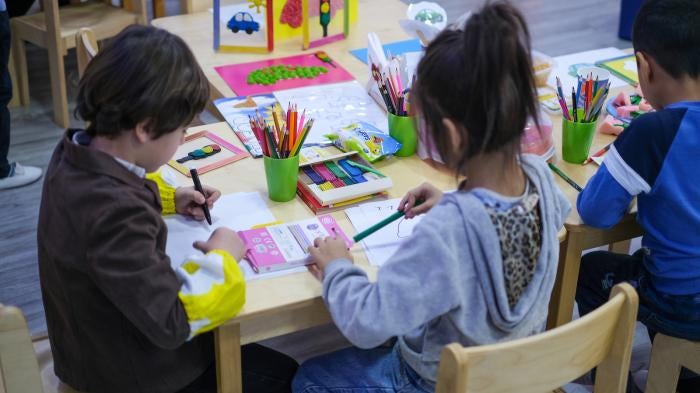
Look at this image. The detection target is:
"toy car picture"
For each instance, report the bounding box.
[227,12,260,34]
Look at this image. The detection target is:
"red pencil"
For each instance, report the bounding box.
[583,143,612,165]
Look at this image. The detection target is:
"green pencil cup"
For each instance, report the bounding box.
[263,155,299,202]
[388,113,418,157]
[562,109,597,164]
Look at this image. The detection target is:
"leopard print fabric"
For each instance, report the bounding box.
[484,182,542,308]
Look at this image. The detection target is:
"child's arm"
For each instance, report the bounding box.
[311,204,463,349]
[145,170,221,219]
[577,112,671,228]
[87,200,245,349]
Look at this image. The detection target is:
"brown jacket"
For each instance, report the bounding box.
[37,130,212,393]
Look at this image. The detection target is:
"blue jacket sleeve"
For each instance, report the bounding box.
[577,163,633,229]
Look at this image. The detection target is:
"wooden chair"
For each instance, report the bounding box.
[645,334,700,393]
[10,0,147,128]
[75,28,98,78]
[180,0,208,14]
[0,304,45,393]
[435,283,639,393]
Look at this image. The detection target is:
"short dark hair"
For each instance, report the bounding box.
[76,25,210,139]
[633,0,700,78]
[413,1,539,173]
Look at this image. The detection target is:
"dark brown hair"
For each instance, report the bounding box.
[413,1,539,174]
[76,25,209,139]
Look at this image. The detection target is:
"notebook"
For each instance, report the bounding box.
[238,215,351,273]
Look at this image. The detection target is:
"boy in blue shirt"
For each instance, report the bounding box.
[576,0,700,390]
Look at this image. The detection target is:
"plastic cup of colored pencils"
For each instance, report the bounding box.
[554,74,611,164]
[250,104,314,202]
[387,113,417,157]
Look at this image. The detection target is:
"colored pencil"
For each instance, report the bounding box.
[548,163,583,192]
[345,160,386,178]
[583,142,612,165]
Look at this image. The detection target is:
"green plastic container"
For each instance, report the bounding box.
[263,155,299,202]
[562,109,597,164]
[388,113,418,157]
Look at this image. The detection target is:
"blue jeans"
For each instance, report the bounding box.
[292,345,432,393]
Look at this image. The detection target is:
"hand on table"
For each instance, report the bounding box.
[194,227,247,261]
[307,236,352,281]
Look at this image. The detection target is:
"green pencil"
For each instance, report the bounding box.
[548,162,583,192]
[353,210,406,243]
[353,200,423,243]
[346,160,386,178]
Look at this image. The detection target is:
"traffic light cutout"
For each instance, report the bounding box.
[319,0,330,37]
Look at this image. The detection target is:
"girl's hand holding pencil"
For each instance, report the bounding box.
[249,103,314,159]
[399,182,442,219]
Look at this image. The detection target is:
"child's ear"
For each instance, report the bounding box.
[442,118,465,149]
[636,51,654,84]
[133,120,152,143]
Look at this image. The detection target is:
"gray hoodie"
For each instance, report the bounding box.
[322,154,571,386]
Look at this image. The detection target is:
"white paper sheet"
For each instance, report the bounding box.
[547,47,630,90]
[273,81,389,145]
[164,192,306,281]
[345,198,423,267]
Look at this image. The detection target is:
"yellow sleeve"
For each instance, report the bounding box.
[175,250,246,338]
[145,170,177,215]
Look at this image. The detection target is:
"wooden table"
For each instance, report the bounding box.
[155,2,644,389]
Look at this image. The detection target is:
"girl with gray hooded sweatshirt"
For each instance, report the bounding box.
[293,3,571,392]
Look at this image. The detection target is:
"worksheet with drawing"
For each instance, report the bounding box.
[345,198,423,267]
[164,192,307,281]
[273,80,389,145]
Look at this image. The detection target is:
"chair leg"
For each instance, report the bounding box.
[10,28,30,107]
[46,45,69,128]
[645,335,683,393]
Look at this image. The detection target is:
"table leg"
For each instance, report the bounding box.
[215,324,243,393]
[608,239,632,254]
[547,231,585,329]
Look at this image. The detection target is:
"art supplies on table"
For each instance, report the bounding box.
[301,0,349,49]
[212,0,274,53]
[326,122,402,163]
[548,163,583,192]
[297,149,393,208]
[168,131,250,176]
[584,142,612,165]
[190,168,212,225]
[345,198,423,267]
[248,102,314,159]
[214,94,280,157]
[369,53,412,116]
[298,144,344,165]
[238,215,351,272]
[555,73,611,124]
[273,81,389,145]
[546,47,631,90]
[596,54,638,86]
[538,86,563,114]
[164,192,308,281]
[520,111,555,161]
[349,39,422,65]
[605,91,653,125]
[215,51,354,96]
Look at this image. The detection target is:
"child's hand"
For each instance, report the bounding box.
[399,182,443,219]
[193,227,247,261]
[307,236,352,279]
[175,185,221,220]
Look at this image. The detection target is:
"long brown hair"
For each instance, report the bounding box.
[413,1,539,175]
[75,25,210,139]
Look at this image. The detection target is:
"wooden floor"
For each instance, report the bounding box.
[0,0,628,360]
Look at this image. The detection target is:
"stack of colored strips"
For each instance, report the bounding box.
[555,75,611,123]
[249,103,314,159]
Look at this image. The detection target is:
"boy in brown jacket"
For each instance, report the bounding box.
[37,25,297,393]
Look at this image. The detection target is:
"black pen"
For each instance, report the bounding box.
[189,168,212,225]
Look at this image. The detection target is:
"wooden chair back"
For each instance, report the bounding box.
[645,333,700,393]
[181,0,209,13]
[76,28,99,78]
[435,283,639,393]
[0,304,44,393]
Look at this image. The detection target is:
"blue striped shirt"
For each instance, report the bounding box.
[578,101,700,296]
